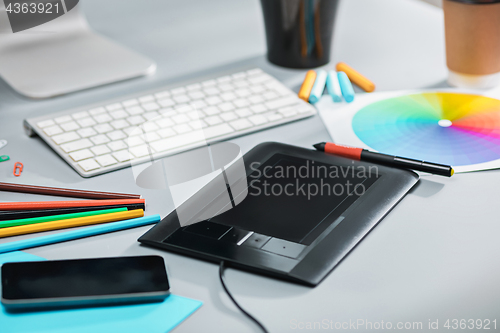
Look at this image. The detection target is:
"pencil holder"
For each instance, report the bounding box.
[260,0,340,68]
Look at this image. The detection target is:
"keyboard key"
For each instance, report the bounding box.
[229,119,252,131]
[248,115,268,126]
[142,102,160,111]
[143,122,160,132]
[232,72,246,79]
[234,81,249,88]
[190,100,207,109]
[91,145,111,156]
[159,108,176,117]
[217,76,231,83]
[175,104,192,113]
[89,107,106,115]
[235,108,252,118]
[107,130,126,141]
[205,116,223,126]
[127,115,145,125]
[60,121,80,132]
[77,127,97,138]
[221,92,237,101]
[187,110,204,120]
[158,128,176,138]
[171,87,186,95]
[106,103,122,111]
[204,87,220,96]
[158,98,175,107]
[122,99,139,107]
[139,95,155,103]
[126,106,144,115]
[94,114,113,123]
[154,91,170,99]
[248,95,265,104]
[72,111,89,119]
[220,112,238,122]
[173,114,190,124]
[174,95,190,104]
[77,117,97,128]
[129,144,153,158]
[78,159,100,172]
[218,102,235,112]
[110,119,129,130]
[250,104,268,114]
[90,134,110,145]
[248,74,272,84]
[264,112,283,122]
[157,118,175,128]
[205,96,222,105]
[189,91,205,100]
[187,83,201,91]
[250,85,265,94]
[203,106,220,116]
[123,126,142,137]
[37,120,55,128]
[110,109,129,119]
[107,140,128,151]
[52,132,80,145]
[94,124,114,134]
[202,123,234,138]
[189,120,207,130]
[150,131,206,152]
[43,125,63,136]
[219,84,234,92]
[95,154,118,167]
[55,115,72,124]
[265,96,298,110]
[279,107,298,118]
[202,80,216,87]
[69,149,94,162]
[233,99,250,108]
[173,124,192,134]
[143,112,160,121]
[61,139,93,153]
[112,150,132,162]
[263,91,279,100]
[127,136,145,147]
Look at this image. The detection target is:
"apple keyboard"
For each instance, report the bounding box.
[24,68,316,177]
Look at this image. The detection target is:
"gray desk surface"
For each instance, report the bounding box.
[1,0,499,332]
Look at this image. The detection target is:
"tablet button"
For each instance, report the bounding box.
[261,238,306,258]
[184,221,232,240]
[241,233,271,249]
[220,228,252,244]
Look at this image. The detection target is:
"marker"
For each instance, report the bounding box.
[336,62,376,92]
[337,72,355,103]
[313,142,454,177]
[308,70,327,104]
[326,71,342,102]
[298,70,317,102]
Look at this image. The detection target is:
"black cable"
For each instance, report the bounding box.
[219,261,269,333]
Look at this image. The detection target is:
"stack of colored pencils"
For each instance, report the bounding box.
[0,182,146,238]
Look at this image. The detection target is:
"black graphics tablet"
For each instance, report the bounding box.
[139,142,419,286]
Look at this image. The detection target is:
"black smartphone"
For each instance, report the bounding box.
[1,255,170,311]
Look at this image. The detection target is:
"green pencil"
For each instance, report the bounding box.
[0,207,127,229]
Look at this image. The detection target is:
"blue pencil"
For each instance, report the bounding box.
[0,215,160,254]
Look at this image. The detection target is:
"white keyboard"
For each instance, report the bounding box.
[24,68,316,177]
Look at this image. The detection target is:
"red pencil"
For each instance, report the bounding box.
[0,199,145,211]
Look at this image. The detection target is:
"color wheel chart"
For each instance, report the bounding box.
[317,91,500,173]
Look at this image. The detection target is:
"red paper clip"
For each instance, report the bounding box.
[13,162,23,177]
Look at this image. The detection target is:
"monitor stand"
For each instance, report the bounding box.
[0,4,156,99]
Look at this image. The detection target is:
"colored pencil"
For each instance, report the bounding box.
[336,62,376,92]
[0,208,127,229]
[298,70,317,102]
[0,199,145,211]
[0,209,144,238]
[0,203,145,221]
[0,182,141,200]
[0,214,160,254]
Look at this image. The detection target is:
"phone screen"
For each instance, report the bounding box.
[1,256,169,301]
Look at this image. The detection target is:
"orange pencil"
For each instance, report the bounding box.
[336,62,376,92]
[0,199,145,211]
[298,70,317,102]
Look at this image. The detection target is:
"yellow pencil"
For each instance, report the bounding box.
[0,209,144,238]
[298,70,317,102]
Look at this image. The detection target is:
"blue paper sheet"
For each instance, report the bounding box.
[0,251,202,333]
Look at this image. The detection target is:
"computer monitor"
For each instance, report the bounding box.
[0,1,156,98]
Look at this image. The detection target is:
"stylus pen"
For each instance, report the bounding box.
[313,142,454,177]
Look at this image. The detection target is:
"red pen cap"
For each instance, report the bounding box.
[324,143,363,160]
